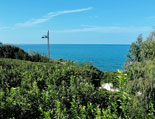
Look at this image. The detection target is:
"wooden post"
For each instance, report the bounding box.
[42,30,50,58]
[47,30,50,58]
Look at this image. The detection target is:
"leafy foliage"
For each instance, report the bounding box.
[0,44,54,63]
[124,31,155,117]
[0,58,154,118]
[126,32,155,64]
[0,58,105,118]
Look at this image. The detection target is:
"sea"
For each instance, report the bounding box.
[16,44,130,72]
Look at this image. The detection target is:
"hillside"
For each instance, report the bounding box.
[0,58,114,119]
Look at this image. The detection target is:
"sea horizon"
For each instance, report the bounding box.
[12,43,131,45]
[16,44,130,72]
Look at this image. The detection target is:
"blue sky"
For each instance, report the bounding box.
[0,0,155,44]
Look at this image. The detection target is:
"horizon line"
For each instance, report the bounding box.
[10,43,131,45]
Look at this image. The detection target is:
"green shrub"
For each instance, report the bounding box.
[0,44,54,63]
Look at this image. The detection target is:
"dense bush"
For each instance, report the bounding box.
[0,45,30,60]
[0,58,106,118]
[0,44,54,63]
[0,58,154,118]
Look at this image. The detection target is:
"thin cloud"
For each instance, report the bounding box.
[0,7,93,30]
[15,7,93,27]
[53,26,152,33]
[0,26,14,30]
[145,16,155,20]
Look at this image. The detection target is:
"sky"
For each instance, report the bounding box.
[0,0,155,44]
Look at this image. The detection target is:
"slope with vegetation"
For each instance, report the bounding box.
[0,31,154,119]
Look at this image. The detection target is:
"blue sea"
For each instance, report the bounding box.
[16,44,130,72]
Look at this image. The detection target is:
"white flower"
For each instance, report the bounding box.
[100,83,120,92]
[136,91,142,95]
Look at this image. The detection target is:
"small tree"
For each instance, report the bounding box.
[125,31,155,69]
[126,34,143,63]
